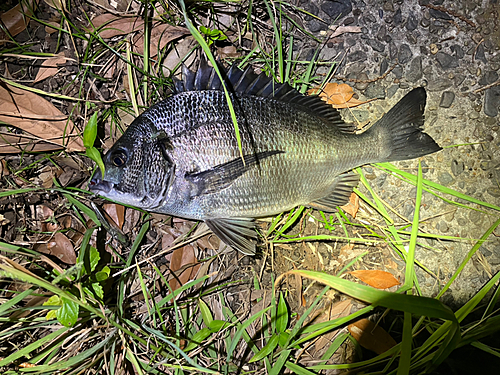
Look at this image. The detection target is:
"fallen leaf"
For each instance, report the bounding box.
[46,232,76,264]
[314,299,352,353]
[348,318,397,355]
[0,0,37,39]
[34,53,69,83]
[37,205,58,232]
[90,14,144,39]
[103,203,125,230]
[330,25,362,38]
[340,192,359,218]
[168,245,200,291]
[308,82,376,108]
[349,270,400,289]
[218,45,239,59]
[134,24,190,56]
[0,83,84,153]
[43,0,66,11]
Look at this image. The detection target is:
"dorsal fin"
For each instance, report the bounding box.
[173,60,353,132]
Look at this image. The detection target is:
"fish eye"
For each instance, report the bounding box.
[111,150,128,167]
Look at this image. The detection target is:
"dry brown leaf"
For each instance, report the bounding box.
[313,299,352,353]
[134,24,190,56]
[103,203,125,230]
[43,0,66,11]
[38,205,58,232]
[168,245,200,291]
[46,232,76,264]
[0,83,84,153]
[0,0,37,39]
[34,53,69,83]
[348,318,397,354]
[90,14,144,39]
[340,192,360,218]
[330,25,362,38]
[349,270,400,289]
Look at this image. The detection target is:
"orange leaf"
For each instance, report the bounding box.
[34,53,70,83]
[0,83,84,153]
[349,270,400,289]
[308,83,377,108]
[90,14,144,39]
[340,192,359,218]
[348,318,397,354]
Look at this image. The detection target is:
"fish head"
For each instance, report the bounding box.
[89,117,175,210]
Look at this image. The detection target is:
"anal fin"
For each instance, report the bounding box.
[205,218,258,255]
[308,172,360,212]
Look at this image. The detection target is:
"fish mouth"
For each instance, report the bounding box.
[89,177,114,194]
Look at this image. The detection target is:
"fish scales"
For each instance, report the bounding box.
[145,91,370,217]
[90,62,441,254]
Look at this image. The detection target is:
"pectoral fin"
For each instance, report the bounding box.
[186,150,284,196]
[308,173,360,212]
[205,217,258,255]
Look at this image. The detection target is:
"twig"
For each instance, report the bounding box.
[474,80,500,94]
[420,2,476,27]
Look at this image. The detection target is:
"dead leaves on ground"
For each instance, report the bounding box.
[348,318,397,355]
[0,83,84,153]
[308,83,376,109]
[89,14,190,56]
[349,270,400,289]
[0,0,38,42]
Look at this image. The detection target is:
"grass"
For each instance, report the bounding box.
[0,0,499,374]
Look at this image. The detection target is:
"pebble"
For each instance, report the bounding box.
[486,186,500,198]
[394,8,402,25]
[430,43,439,55]
[348,50,367,62]
[369,39,385,52]
[426,77,453,91]
[406,56,423,82]
[438,172,455,186]
[475,44,488,64]
[484,86,500,117]
[321,0,352,20]
[439,91,455,108]
[451,160,465,176]
[386,84,399,98]
[435,52,459,70]
[398,44,413,64]
[479,70,499,86]
[406,13,418,31]
[429,9,452,20]
[451,45,465,59]
[364,83,386,99]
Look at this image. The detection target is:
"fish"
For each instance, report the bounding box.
[89,61,442,255]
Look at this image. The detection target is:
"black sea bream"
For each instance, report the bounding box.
[89,62,441,254]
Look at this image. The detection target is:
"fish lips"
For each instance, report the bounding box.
[89,177,114,194]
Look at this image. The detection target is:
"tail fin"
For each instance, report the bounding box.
[373,88,442,162]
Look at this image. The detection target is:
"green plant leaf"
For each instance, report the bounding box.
[184,327,213,352]
[86,147,106,178]
[87,246,100,274]
[57,298,79,327]
[199,299,213,327]
[249,334,280,363]
[83,112,98,148]
[276,292,288,333]
[208,319,230,333]
[95,270,108,282]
